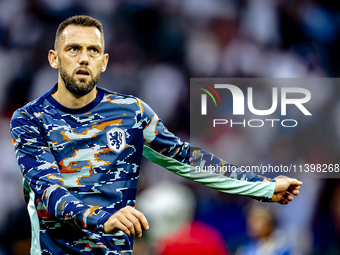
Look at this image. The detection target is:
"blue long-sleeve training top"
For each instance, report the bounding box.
[10,84,275,255]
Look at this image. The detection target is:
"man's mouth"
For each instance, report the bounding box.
[75,69,90,78]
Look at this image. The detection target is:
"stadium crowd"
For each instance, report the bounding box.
[0,0,340,254]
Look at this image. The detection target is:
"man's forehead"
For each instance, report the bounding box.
[60,25,103,46]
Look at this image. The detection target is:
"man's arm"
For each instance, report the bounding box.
[140,100,301,203]
[11,108,149,236]
[11,109,113,231]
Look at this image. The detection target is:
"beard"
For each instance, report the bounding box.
[59,65,101,97]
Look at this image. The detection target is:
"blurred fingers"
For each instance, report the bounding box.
[290,178,303,186]
[117,215,136,236]
[131,209,149,231]
[125,213,142,237]
[113,221,131,236]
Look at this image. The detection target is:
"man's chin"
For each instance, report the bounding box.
[66,82,96,97]
[75,79,95,89]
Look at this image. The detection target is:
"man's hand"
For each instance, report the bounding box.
[272,176,302,204]
[103,206,149,237]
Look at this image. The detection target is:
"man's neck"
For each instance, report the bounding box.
[52,82,98,109]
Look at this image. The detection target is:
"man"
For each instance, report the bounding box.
[10,15,302,255]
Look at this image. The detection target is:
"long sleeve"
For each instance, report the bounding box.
[10,109,112,232]
[140,100,275,201]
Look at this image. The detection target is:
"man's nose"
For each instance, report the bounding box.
[79,49,89,65]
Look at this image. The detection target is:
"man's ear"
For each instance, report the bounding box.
[101,53,109,72]
[48,50,59,69]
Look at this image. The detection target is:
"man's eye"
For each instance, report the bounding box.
[90,48,99,53]
[70,47,78,52]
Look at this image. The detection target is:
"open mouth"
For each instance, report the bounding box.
[75,69,90,78]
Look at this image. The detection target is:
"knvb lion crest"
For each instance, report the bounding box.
[107,128,126,153]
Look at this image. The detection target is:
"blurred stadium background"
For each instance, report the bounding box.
[0,0,340,254]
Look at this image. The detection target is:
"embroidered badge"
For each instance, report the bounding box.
[107,127,126,153]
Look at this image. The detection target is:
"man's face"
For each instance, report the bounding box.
[56,25,107,96]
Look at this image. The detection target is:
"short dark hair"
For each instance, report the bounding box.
[54,15,104,50]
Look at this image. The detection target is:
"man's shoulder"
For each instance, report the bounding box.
[98,86,142,105]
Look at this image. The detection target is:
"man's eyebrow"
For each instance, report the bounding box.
[64,43,102,50]
[64,43,81,49]
[88,44,102,50]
